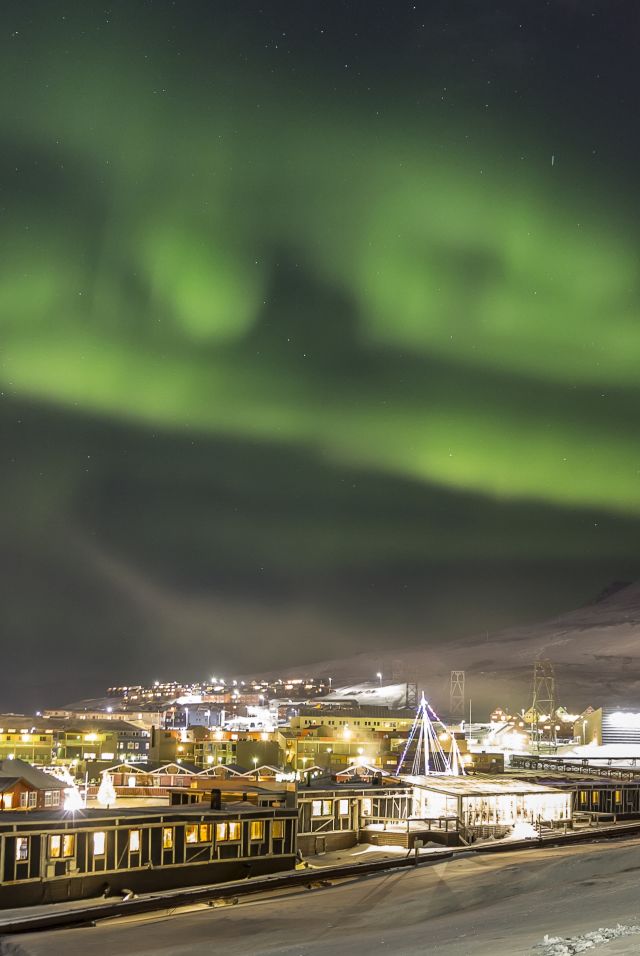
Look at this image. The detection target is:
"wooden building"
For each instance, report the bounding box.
[0,759,67,812]
[296,774,412,854]
[0,801,297,908]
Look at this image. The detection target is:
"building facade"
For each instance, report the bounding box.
[0,803,297,908]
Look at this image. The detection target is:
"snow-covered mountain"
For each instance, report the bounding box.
[276,582,640,717]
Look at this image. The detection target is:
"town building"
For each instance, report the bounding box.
[573,707,640,748]
[290,707,416,735]
[0,800,297,908]
[296,771,412,854]
[407,775,571,838]
[0,759,67,812]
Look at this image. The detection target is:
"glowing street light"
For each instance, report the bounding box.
[376,672,382,686]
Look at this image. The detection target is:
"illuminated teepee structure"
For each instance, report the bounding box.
[396,693,466,776]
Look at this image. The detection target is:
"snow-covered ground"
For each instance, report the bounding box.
[4,837,640,955]
[557,743,640,763]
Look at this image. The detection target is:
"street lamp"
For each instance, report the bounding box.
[376,672,382,687]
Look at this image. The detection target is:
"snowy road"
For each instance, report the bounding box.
[4,838,640,955]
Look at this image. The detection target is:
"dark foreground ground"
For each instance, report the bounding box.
[4,837,640,955]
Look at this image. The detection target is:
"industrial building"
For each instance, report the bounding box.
[574,707,640,748]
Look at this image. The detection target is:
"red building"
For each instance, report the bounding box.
[0,758,67,811]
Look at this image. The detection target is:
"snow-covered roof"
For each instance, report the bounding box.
[0,758,67,790]
[403,774,563,796]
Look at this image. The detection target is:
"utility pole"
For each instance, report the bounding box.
[450,671,465,718]
[531,659,556,752]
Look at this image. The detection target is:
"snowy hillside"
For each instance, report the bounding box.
[269,582,640,716]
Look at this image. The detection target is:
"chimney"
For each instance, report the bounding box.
[210,788,222,811]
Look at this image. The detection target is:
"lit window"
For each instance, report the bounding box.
[615,790,622,804]
[129,829,140,852]
[338,799,349,816]
[93,831,106,855]
[272,820,284,839]
[163,827,174,849]
[228,822,241,841]
[185,825,198,844]
[16,837,29,861]
[250,821,264,841]
[216,823,228,842]
[311,799,333,817]
[186,824,211,844]
[592,792,599,805]
[50,834,75,858]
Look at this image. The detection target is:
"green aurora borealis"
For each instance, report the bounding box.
[1,2,639,705]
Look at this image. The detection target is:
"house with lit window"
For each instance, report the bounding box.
[0,759,67,812]
[296,774,412,854]
[0,800,297,908]
[0,719,55,765]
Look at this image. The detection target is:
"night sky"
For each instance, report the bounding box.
[1,1,639,710]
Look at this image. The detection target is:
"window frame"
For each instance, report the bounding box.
[15,837,29,862]
[93,831,106,856]
[250,820,264,841]
[186,823,212,845]
[162,826,174,850]
[311,799,333,817]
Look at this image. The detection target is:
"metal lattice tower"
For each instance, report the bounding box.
[450,670,466,717]
[391,659,405,681]
[531,659,556,748]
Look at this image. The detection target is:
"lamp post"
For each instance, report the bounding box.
[252,756,259,780]
[376,672,382,687]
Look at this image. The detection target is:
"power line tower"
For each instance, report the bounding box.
[531,659,556,750]
[406,683,418,708]
[450,670,465,718]
[391,659,405,681]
